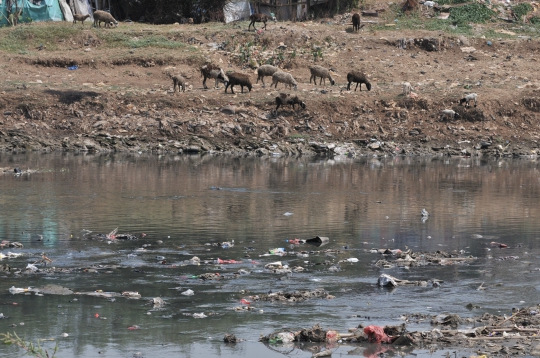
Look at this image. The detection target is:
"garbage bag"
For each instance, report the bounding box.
[364,325,391,343]
[277,332,295,343]
[377,274,398,287]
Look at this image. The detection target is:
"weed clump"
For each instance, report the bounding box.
[449,3,496,24]
[512,3,533,22]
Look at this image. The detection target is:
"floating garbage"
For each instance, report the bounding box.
[198,273,221,280]
[325,330,340,342]
[268,248,286,255]
[364,325,391,343]
[122,291,141,299]
[216,258,241,264]
[264,261,293,274]
[26,264,39,272]
[377,274,398,287]
[305,236,329,247]
[277,332,295,343]
[223,334,238,343]
[149,297,165,307]
[377,274,442,288]
[181,289,194,296]
[421,208,429,222]
[9,286,33,294]
[221,241,234,249]
[0,241,23,248]
[246,288,331,303]
[193,312,207,319]
[0,252,23,259]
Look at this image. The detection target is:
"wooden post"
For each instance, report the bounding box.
[290,0,294,22]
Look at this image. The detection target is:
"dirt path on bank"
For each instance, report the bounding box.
[1,19,540,157]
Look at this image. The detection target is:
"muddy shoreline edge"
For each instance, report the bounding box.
[1,90,539,158]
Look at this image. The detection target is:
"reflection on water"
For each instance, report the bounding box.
[0,153,539,357]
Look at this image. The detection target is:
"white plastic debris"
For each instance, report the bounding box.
[121,291,141,299]
[151,297,165,307]
[347,258,359,263]
[0,252,23,259]
[181,289,194,296]
[277,332,295,343]
[377,274,398,287]
[193,312,207,319]
[26,264,39,272]
[9,286,32,294]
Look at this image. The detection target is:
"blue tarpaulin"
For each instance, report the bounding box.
[0,0,64,26]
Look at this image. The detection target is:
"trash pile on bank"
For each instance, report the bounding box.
[255,306,540,356]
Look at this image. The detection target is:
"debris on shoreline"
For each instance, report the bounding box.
[377,273,443,287]
[246,288,333,303]
[258,307,540,355]
[373,249,478,268]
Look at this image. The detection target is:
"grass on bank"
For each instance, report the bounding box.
[1,332,58,358]
[0,21,208,53]
[370,2,540,38]
[0,7,539,55]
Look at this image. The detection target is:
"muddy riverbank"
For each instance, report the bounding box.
[1,20,540,157]
[1,79,540,158]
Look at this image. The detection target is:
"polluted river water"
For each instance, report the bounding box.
[0,153,540,357]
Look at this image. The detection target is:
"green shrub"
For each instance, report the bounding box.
[512,3,533,21]
[449,3,496,24]
[436,0,468,5]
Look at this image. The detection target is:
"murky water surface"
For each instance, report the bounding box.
[0,154,539,357]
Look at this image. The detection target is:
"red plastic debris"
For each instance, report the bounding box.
[240,299,251,305]
[326,330,339,342]
[286,238,301,244]
[364,325,391,343]
[94,313,100,318]
[217,258,240,264]
[127,325,140,330]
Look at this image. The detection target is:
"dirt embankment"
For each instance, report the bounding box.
[1,20,540,157]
